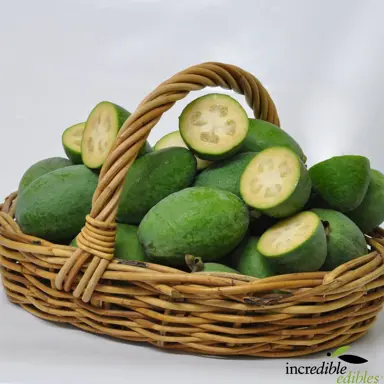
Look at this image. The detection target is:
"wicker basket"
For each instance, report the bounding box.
[1,62,384,358]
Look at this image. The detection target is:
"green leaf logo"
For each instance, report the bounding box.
[330,346,351,358]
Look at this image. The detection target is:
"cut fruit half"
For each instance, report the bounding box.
[82,101,130,169]
[62,122,85,164]
[240,147,311,218]
[179,94,249,160]
[257,211,327,273]
[154,131,211,170]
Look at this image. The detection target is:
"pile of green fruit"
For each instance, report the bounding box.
[14,94,384,278]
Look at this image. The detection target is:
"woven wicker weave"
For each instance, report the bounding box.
[1,62,383,357]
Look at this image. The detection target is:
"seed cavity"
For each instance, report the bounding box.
[73,129,83,137]
[251,179,262,194]
[190,111,202,124]
[264,183,282,198]
[200,131,220,144]
[279,161,291,177]
[106,116,112,132]
[87,137,94,152]
[264,187,276,198]
[209,104,228,117]
[224,119,236,136]
[73,139,82,146]
[191,111,208,126]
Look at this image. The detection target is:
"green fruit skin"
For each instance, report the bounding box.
[71,224,147,261]
[250,155,312,218]
[239,119,306,163]
[231,236,275,278]
[117,147,197,225]
[112,102,131,128]
[138,187,250,266]
[201,263,239,274]
[258,217,327,274]
[16,165,98,244]
[64,145,82,165]
[18,157,73,194]
[346,169,384,233]
[193,152,257,197]
[309,155,371,212]
[311,208,367,270]
[179,94,249,161]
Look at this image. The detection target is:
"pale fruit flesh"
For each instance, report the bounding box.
[241,147,300,209]
[82,103,119,168]
[63,123,85,152]
[258,211,319,256]
[180,94,249,157]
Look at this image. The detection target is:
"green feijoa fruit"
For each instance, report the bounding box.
[240,147,311,218]
[257,211,327,274]
[231,236,275,278]
[346,169,384,233]
[194,152,257,197]
[179,94,249,160]
[154,131,211,170]
[18,157,73,195]
[62,122,85,164]
[117,147,197,225]
[15,165,98,244]
[239,119,306,163]
[138,187,249,266]
[311,208,367,270]
[82,101,150,169]
[309,155,370,212]
[70,223,147,262]
[82,101,130,169]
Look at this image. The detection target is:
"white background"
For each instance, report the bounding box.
[0,0,383,383]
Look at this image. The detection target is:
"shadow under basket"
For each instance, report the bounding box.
[1,62,384,358]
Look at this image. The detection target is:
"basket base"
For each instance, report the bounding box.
[2,288,381,358]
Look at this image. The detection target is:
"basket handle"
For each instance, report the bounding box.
[55,62,280,302]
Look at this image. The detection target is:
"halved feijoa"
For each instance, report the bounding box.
[257,211,327,274]
[309,155,370,212]
[179,94,249,160]
[82,101,130,169]
[240,147,311,218]
[62,122,85,164]
[154,131,211,170]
